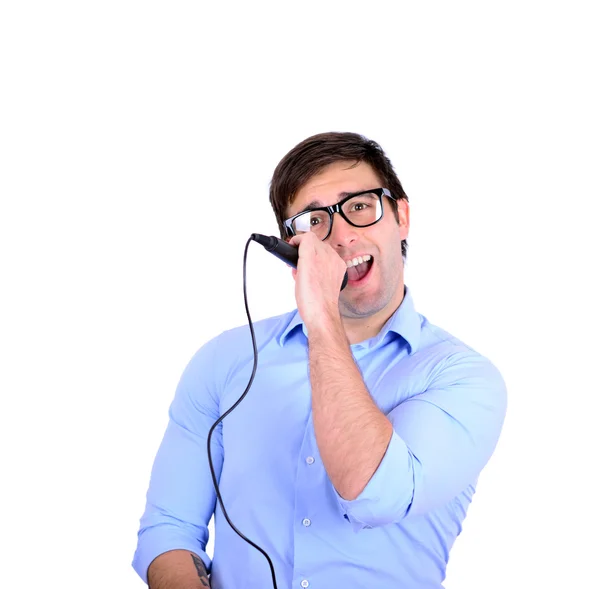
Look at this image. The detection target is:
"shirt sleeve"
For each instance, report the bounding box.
[132,335,224,583]
[336,350,507,530]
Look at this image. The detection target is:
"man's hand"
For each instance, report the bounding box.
[288,232,347,329]
[148,549,210,589]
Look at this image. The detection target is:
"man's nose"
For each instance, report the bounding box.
[327,212,358,247]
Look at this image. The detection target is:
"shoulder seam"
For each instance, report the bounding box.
[423,322,478,354]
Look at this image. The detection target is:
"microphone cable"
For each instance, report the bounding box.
[206,236,279,589]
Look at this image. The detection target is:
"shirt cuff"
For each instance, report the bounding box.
[132,524,212,584]
[334,430,414,531]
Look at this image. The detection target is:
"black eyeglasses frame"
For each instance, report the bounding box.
[283,187,396,241]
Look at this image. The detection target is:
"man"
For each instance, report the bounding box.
[133,132,507,588]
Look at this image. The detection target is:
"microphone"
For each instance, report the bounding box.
[251,233,348,291]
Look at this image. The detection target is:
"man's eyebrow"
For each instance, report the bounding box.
[296,192,353,214]
[298,200,323,213]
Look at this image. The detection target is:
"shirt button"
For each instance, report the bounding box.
[301,580,309,588]
[302,518,311,527]
[305,456,315,464]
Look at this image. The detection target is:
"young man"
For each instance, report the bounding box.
[133,132,507,588]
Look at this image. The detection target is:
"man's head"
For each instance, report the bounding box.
[269,131,409,259]
[269,132,410,322]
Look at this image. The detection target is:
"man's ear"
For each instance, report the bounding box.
[396,198,410,236]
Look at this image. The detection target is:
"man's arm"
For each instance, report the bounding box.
[285,232,394,501]
[310,315,507,527]
[148,550,210,589]
[132,336,224,584]
[308,313,393,500]
[309,311,507,528]
[288,232,506,527]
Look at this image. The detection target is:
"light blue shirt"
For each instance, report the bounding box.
[133,286,507,588]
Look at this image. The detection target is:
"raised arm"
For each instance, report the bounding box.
[311,332,508,529]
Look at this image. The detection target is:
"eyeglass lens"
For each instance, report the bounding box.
[292,192,383,239]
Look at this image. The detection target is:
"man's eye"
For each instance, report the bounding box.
[310,217,322,225]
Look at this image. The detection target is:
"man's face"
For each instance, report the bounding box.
[286,161,409,320]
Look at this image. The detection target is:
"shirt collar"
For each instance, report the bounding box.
[277,285,421,354]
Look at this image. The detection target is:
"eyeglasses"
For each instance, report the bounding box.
[284,187,396,241]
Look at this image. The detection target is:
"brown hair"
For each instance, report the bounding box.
[269,131,409,258]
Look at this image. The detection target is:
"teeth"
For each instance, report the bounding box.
[345,254,371,268]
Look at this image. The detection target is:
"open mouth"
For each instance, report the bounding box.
[346,256,374,284]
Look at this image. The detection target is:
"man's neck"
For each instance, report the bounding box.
[341,287,405,345]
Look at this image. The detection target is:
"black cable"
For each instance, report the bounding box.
[206,236,278,589]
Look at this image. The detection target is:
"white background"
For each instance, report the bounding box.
[1,1,599,587]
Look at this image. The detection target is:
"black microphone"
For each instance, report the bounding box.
[251,233,348,291]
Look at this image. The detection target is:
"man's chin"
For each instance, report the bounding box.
[339,295,388,320]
